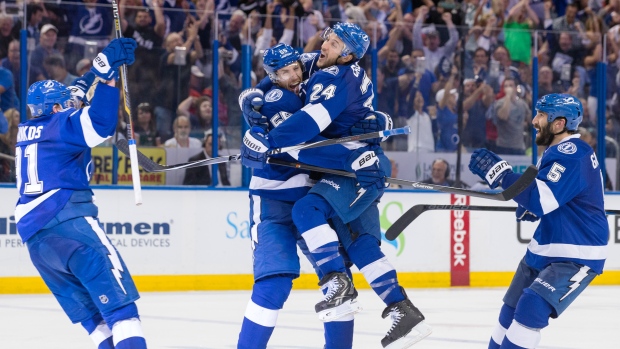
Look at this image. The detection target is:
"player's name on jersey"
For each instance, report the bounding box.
[17,126,43,142]
[91,147,166,185]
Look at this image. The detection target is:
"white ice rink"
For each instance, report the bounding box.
[1,286,618,349]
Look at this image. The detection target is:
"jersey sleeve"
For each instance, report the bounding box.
[61,82,120,148]
[256,76,274,93]
[267,70,356,148]
[503,150,589,217]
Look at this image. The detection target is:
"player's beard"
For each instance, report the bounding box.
[535,122,555,146]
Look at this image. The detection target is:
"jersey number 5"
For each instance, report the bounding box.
[547,162,565,182]
[15,144,44,194]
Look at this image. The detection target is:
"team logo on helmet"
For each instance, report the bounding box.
[557,142,577,155]
[43,81,55,89]
[265,89,283,103]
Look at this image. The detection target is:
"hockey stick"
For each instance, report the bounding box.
[385,205,620,240]
[112,0,142,205]
[116,126,411,172]
[267,158,538,201]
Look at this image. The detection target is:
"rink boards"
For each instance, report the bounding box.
[1,186,619,293]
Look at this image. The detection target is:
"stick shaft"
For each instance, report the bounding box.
[112,0,141,205]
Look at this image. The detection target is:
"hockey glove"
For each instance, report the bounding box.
[516,205,539,222]
[350,111,393,145]
[238,88,268,128]
[241,126,270,169]
[347,149,386,189]
[468,148,513,189]
[68,71,96,107]
[91,38,138,80]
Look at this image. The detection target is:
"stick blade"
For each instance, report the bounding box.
[385,205,426,241]
[116,139,162,172]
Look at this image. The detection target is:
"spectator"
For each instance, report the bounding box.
[158,0,197,36]
[154,21,203,141]
[164,115,202,148]
[121,0,166,108]
[25,4,45,49]
[0,108,19,182]
[435,66,459,152]
[0,14,19,60]
[403,49,437,111]
[462,77,494,150]
[300,0,326,46]
[492,78,530,155]
[345,4,367,27]
[488,45,522,93]
[538,65,563,95]
[504,0,539,66]
[326,0,351,25]
[182,132,231,186]
[188,65,206,96]
[387,159,401,188]
[30,24,60,79]
[194,0,214,51]
[550,2,584,49]
[539,32,586,94]
[407,90,434,153]
[75,58,92,76]
[177,95,214,135]
[64,0,114,74]
[421,158,468,187]
[414,7,459,73]
[0,65,18,112]
[463,16,496,78]
[134,102,161,146]
[378,12,414,60]
[2,40,44,96]
[43,54,77,87]
[381,49,402,79]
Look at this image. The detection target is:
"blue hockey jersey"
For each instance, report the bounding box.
[14,83,120,242]
[503,135,608,274]
[267,60,374,148]
[251,86,366,202]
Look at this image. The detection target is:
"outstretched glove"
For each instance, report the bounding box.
[238,88,268,128]
[241,126,271,169]
[348,149,386,189]
[350,111,393,145]
[516,205,539,222]
[468,148,513,189]
[68,71,96,107]
[91,38,138,80]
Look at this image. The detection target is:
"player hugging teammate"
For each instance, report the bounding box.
[237,23,431,349]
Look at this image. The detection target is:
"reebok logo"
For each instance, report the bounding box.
[320,179,340,190]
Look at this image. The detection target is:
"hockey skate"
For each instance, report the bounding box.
[315,272,362,322]
[381,295,432,348]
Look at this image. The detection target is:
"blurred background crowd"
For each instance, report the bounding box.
[0,0,619,187]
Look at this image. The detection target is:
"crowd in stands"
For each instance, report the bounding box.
[0,0,620,185]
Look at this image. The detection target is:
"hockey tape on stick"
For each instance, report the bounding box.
[112,0,142,205]
[385,205,620,241]
[115,126,411,172]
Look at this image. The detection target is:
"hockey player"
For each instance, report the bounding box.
[241,25,431,348]
[468,94,608,349]
[15,38,147,349]
[238,43,364,349]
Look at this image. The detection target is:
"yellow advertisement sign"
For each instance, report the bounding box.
[90,147,166,185]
